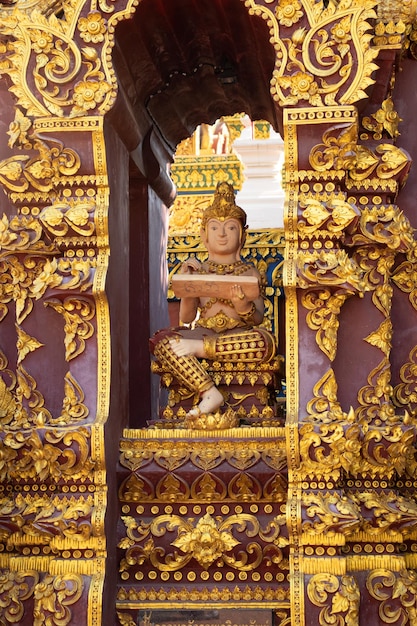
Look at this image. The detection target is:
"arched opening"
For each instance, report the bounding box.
[105,0,283,428]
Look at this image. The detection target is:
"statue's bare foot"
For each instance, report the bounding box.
[187,386,224,418]
[170,337,204,358]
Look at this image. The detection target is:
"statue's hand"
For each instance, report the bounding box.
[230,284,251,313]
[180,258,201,274]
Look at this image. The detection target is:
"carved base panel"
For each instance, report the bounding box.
[117,430,290,615]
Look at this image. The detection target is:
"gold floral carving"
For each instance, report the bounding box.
[297,249,365,293]
[0,122,81,194]
[40,202,95,238]
[0,345,87,427]
[0,254,93,326]
[366,569,417,623]
[0,570,83,625]
[58,371,89,424]
[300,422,352,481]
[119,511,288,573]
[302,289,348,360]
[16,324,44,364]
[302,492,362,538]
[300,415,414,480]
[0,215,45,255]
[349,143,410,182]
[117,613,136,626]
[355,358,395,424]
[119,438,287,475]
[171,512,241,569]
[271,0,379,106]
[305,369,353,424]
[392,253,417,310]
[302,490,417,540]
[307,574,360,624]
[15,365,52,428]
[352,206,414,250]
[298,196,359,236]
[362,97,403,140]
[0,570,39,624]
[0,10,114,118]
[364,319,392,356]
[0,493,95,547]
[392,345,417,414]
[0,428,94,482]
[45,297,95,361]
[33,573,84,625]
[309,122,359,173]
[309,122,411,188]
[355,491,417,538]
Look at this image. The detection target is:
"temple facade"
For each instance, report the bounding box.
[1,0,417,624]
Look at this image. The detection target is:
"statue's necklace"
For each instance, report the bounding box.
[206,260,248,275]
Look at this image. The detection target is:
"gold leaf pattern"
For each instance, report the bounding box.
[15,324,44,364]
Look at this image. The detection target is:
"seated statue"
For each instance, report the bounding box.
[150,181,276,422]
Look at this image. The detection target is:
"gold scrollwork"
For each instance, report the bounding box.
[0,127,81,194]
[40,202,95,238]
[0,216,44,254]
[300,413,415,480]
[302,490,417,539]
[309,123,411,188]
[355,358,395,424]
[45,297,95,361]
[302,289,349,360]
[119,511,288,573]
[0,427,94,482]
[307,574,360,624]
[0,255,93,327]
[271,1,378,106]
[309,122,358,172]
[298,196,359,236]
[15,364,52,427]
[359,424,415,478]
[0,493,94,546]
[57,371,89,424]
[117,613,136,626]
[33,573,84,626]
[300,421,351,481]
[392,344,417,415]
[366,569,417,624]
[362,97,403,140]
[0,9,113,118]
[353,205,414,250]
[0,569,39,624]
[392,251,417,311]
[302,492,362,537]
[355,491,417,538]
[297,249,365,294]
[350,144,410,182]
[305,369,354,424]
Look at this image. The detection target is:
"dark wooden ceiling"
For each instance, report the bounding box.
[110,0,278,159]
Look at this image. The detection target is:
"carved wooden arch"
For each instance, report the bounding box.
[0,0,417,625]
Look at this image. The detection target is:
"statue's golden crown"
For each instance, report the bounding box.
[201,182,247,229]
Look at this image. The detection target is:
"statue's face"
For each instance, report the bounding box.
[204,218,241,256]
